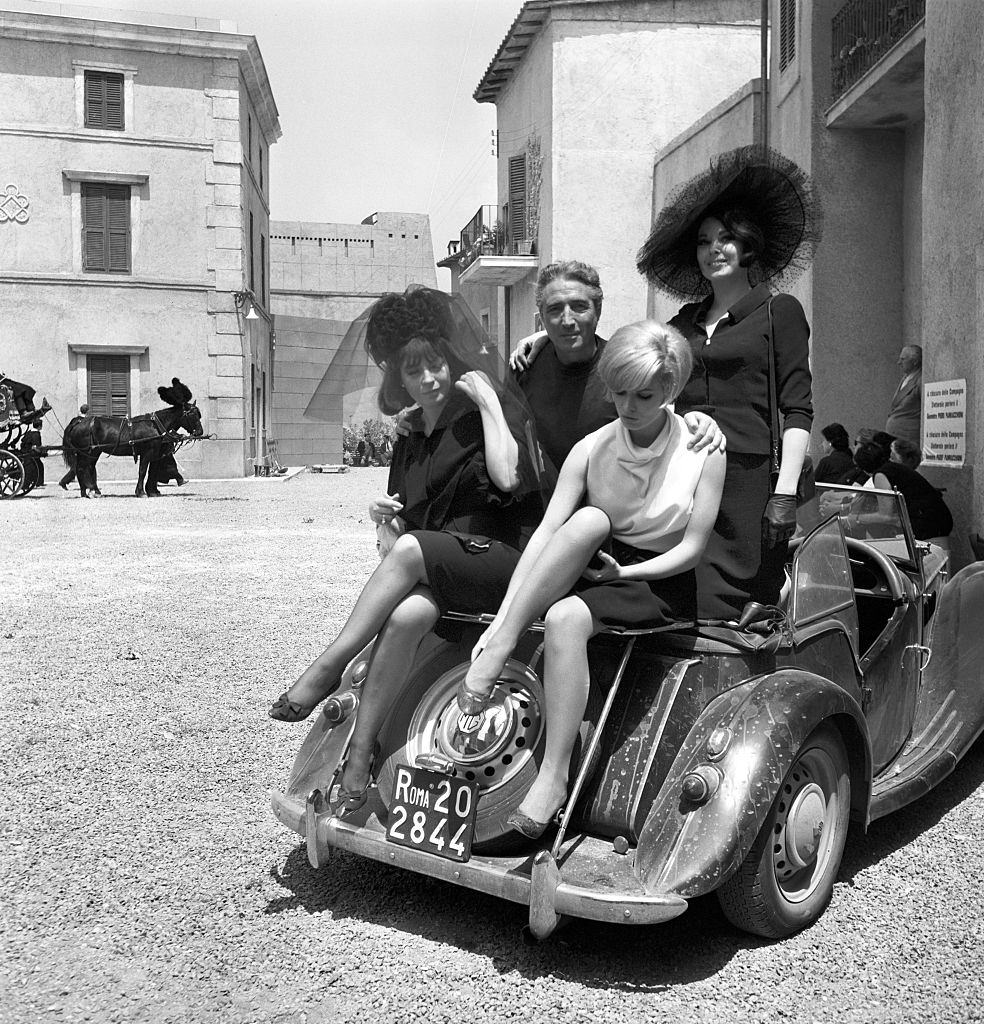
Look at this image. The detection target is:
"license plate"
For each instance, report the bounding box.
[385,765,478,863]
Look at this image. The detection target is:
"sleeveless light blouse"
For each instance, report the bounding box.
[584,413,710,553]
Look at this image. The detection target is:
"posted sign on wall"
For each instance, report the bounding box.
[922,379,966,467]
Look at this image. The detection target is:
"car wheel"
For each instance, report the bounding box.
[375,649,547,845]
[717,723,850,938]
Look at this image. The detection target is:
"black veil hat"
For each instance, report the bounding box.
[304,284,546,499]
[305,285,505,418]
[636,145,823,301]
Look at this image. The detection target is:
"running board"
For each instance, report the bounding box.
[869,691,975,820]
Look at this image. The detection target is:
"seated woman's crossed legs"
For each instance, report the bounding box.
[269,533,432,722]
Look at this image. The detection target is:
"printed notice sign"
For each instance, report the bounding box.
[922,379,966,467]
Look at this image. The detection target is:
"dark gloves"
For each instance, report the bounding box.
[763,493,798,548]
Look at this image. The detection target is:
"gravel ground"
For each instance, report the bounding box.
[2,469,983,1024]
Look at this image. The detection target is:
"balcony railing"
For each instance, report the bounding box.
[458,205,505,272]
[456,204,536,273]
[831,0,925,100]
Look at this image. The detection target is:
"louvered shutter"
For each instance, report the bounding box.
[88,355,130,416]
[84,71,124,130]
[82,186,107,271]
[106,186,130,272]
[82,183,131,273]
[508,155,527,249]
[779,0,796,72]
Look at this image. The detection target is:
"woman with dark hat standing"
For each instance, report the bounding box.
[637,145,822,620]
[269,286,543,811]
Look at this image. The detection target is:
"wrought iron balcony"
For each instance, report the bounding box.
[457,205,505,272]
[831,0,925,100]
[453,203,536,286]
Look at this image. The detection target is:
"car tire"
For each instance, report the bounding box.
[717,722,850,938]
[375,639,548,846]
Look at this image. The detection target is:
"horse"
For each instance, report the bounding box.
[62,400,203,498]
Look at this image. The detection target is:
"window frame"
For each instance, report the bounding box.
[74,60,137,134]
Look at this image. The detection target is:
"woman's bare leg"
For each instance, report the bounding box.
[339,587,440,794]
[464,506,610,697]
[283,534,430,707]
[515,596,597,823]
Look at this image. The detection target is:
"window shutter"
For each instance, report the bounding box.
[779,0,797,72]
[82,187,107,271]
[104,74,124,130]
[508,155,527,247]
[88,355,130,416]
[106,186,130,272]
[84,71,124,130]
[82,183,130,273]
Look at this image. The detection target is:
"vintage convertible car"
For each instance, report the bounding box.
[271,484,984,941]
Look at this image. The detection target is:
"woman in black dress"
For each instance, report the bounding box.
[269,287,541,811]
[815,423,855,484]
[637,146,822,620]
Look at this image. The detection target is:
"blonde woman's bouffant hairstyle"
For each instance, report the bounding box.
[598,320,693,404]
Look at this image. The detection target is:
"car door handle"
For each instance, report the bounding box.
[902,644,931,671]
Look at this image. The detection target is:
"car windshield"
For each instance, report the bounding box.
[815,483,919,571]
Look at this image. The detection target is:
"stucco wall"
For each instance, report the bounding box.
[922,0,983,548]
[491,0,760,343]
[0,12,280,481]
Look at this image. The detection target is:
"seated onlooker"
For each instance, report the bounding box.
[890,437,922,471]
[815,423,855,483]
[851,441,952,543]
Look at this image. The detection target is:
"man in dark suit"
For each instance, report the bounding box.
[885,344,922,444]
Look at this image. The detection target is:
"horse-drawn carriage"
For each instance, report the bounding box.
[0,375,205,499]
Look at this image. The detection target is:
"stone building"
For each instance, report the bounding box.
[269,212,436,466]
[441,0,762,350]
[0,2,279,480]
[646,0,981,562]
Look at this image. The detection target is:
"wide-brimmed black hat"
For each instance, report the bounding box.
[637,145,822,300]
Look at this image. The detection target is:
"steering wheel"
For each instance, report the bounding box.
[787,533,907,603]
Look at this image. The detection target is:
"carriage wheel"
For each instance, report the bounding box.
[0,450,26,499]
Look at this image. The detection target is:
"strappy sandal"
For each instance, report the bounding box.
[333,743,380,814]
[456,679,496,716]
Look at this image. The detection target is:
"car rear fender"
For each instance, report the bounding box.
[634,669,871,898]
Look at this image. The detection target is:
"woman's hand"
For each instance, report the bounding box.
[455,370,498,408]
[682,411,727,454]
[369,492,403,525]
[392,407,416,438]
[580,550,624,583]
[509,332,549,372]
[762,493,798,547]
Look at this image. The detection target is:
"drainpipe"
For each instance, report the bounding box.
[761,0,770,149]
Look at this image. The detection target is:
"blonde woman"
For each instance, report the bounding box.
[461,321,726,838]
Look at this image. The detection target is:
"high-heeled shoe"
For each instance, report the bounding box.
[334,743,380,814]
[505,808,559,841]
[267,676,341,722]
[456,679,495,716]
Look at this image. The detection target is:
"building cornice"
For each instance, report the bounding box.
[0,9,282,143]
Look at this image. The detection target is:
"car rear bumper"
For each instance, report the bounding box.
[271,788,688,937]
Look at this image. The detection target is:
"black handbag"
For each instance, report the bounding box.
[765,298,818,524]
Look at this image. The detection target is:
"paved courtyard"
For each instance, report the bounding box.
[2,470,983,1023]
